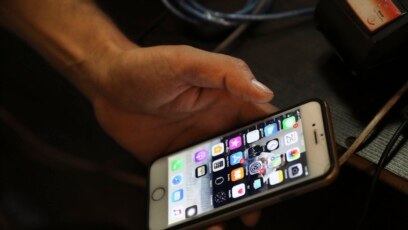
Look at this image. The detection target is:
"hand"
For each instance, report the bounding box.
[76,45,277,228]
[84,45,277,164]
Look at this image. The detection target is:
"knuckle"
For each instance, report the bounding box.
[232,57,250,70]
[230,57,253,79]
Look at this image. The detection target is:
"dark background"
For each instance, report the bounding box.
[1,0,407,229]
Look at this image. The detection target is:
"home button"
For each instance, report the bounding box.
[152,187,165,201]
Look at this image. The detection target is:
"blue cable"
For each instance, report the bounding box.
[161,0,314,26]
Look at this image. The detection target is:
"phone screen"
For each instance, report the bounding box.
[167,108,308,224]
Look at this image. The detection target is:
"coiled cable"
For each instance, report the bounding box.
[161,0,315,26]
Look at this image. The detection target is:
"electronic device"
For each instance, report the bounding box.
[148,99,339,230]
[315,0,408,74]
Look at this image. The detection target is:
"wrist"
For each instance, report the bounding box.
[63,39,138,103]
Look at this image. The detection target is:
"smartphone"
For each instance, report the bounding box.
[148,99,339,230]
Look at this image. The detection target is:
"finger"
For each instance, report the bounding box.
[240,210,261,227]
[170,45,274,103]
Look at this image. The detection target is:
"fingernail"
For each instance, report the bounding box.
[251,79,273,94]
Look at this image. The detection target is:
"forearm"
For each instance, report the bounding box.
[0,0,137,100]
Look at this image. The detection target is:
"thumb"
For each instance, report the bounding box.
[174,46,274,103]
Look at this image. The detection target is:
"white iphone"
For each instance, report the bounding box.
[148,99,339,230]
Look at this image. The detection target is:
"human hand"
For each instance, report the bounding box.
[73,45,276,228]
[81,45,277,164]
[0,0,274,227]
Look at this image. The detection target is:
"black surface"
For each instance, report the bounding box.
[1,0,407,229]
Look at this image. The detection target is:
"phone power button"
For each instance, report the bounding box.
[152,187,165,201]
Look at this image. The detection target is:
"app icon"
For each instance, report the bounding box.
[282,116,297,130]
[264,123,278,136]
[212,158,225,172]
[171,174,183,186]
[194,149,207,163]
[228,136,242,150]
[270,154,282,168]
[286,147,301,162]
[288,163,303,178]
[266,139,279,151]
[211,143,225,157]
[246,130,260,144]
[269,170,284,185]
[253,178,262,189]
[195,165,207,178]
[249,161,262,175]
[229,151,243,166]
[171,206,184,218]
[232,183,246,198]
[248,145,263,158]
[284,131,298,146]
[231,167,244,181]
[172,189,184,202]
[214,191,228,204]
[214,176,224,185]
[171,158,184,171]
[185,205,198,218]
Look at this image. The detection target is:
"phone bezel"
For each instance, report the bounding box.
[147,98,339,230]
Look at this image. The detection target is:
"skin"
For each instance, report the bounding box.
[0,0,278,228]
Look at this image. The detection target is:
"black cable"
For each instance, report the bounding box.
[345,121,386,152]
[339,81,408,165]
[356,114,408,229]
[345,100,405,153]
[383,135,407,166]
